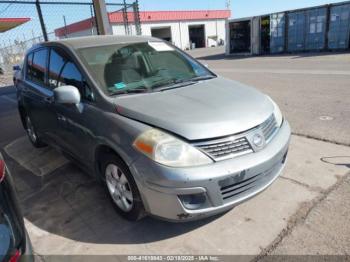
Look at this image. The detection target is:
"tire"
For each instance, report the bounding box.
[102,154,145,221]
[24,115,47,148]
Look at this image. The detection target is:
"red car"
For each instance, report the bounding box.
[0,155,33,262]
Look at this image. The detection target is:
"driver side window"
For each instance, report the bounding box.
[48,48,94,102]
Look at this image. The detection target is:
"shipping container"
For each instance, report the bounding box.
[328,3,350,49]
[270,13,286,53]
[225,1,350,56]
[227,18,252,54]
[288,11,307,52]
[260,16,270,54]
[287,7,327,52]
[252,17,261,55]
[305,7,327,50]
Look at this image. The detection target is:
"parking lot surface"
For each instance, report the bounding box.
[192,47,350,146]
[0,48,349,258]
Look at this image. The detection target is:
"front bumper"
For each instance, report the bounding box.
[130,120,291,221]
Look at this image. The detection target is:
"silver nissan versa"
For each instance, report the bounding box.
[16,36,291,221]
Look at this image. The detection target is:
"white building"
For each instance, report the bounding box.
[55,10,230,50]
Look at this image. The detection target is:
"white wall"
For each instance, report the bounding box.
[59,27,97,39]
[112,19,227,50]
[60,19,227,50]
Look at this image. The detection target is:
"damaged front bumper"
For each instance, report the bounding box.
[130,120,291,221]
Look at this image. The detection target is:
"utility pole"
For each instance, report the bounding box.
[92,0,112,35]
[122,0,130,35]
[226,0,231,10]
[63,15,68,38]
[133,0,142,35]
[36,0,48,41]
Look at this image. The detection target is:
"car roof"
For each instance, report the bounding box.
[37,35,161,50]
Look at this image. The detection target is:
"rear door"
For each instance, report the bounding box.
[21,48,58,143]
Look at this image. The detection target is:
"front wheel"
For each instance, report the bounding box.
[25,115,46,148]
[102,155,145,221]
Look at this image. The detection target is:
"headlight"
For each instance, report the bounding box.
[267,96,283,127]
[133,129,213,167]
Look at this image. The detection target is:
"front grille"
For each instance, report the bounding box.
[260,114,278,142]
[194,114,278,161]
[219,161,281,203]
[196,137,253,160]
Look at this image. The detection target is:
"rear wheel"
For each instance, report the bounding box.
[25,115,46,148]
[102,155,145,221]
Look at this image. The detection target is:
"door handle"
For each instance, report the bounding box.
[44,97,54,104]
[57,115,66,122]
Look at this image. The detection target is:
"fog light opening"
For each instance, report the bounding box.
[178,193,207,210]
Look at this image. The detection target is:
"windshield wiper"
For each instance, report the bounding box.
[189,75,216,82]
[156,79,197,92]
[152,75,216,91]
[109,86,149,96]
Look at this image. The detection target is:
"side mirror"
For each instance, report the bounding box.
[54,85,81,105]
[13,65,21,71]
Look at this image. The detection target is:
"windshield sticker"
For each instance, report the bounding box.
[114,82,126,89]
[148,41,174,52]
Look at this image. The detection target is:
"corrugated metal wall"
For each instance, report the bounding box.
[252,17,261,54]
[227,1,350,55]
[288,7,327,52]
[328,3,350,49]
[288,11,306,52]
[270,13,286,53]
[305,7,327,50]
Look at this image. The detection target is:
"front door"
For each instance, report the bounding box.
[48,47,95,164]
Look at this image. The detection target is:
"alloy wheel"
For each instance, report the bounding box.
[105,163,134,212]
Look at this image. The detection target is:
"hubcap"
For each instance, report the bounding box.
[26,116,37,143]
[105,164,133,212]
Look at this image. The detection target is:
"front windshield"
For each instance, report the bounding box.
[78,41,215,96]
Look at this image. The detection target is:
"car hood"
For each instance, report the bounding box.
[114,77,274,140]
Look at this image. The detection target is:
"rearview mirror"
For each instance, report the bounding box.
[54,85,81,105]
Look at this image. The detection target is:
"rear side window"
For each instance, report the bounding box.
[28,49,48,85]
[26,53,34,81]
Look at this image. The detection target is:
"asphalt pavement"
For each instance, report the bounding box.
[192,47,350,146]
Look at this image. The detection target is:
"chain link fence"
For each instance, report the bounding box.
[106,0,141,36]
[0,0,140,87]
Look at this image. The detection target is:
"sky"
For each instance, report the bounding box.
[139,0,346,18]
